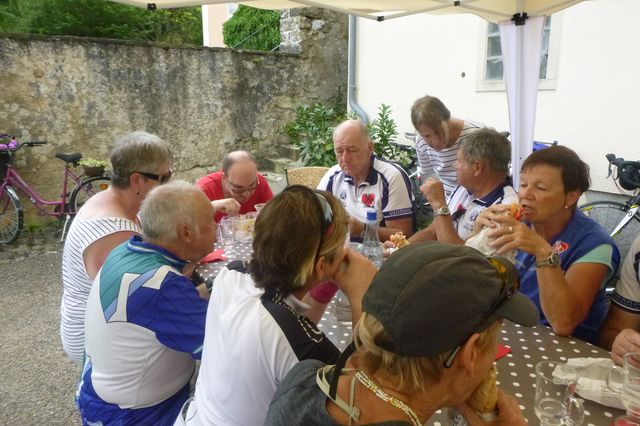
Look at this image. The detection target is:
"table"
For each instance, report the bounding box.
[196,243,625,425]
[319,308,625,426]
[195,242,253,287]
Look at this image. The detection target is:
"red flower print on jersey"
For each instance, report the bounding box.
[552,241,569,254]
[361,193,375,207]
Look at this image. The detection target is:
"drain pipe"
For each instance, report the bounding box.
[348,15,369,124]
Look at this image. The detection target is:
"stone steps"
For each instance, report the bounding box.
[278,144,300,161]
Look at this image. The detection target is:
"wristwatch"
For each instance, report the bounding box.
[433,206,451,217]
[535,251,561,268]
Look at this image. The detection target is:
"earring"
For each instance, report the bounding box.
[564,205,569,209]
[136,190,140,197]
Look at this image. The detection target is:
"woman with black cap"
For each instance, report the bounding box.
[265,242,538,425]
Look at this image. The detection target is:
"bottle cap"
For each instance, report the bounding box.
[366,209,377,222]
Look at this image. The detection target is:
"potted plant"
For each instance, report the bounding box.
[78,158,108,177]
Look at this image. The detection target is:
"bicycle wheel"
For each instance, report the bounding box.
[70,175,111,213]
[579,200,640,266]
[0,185,24,244]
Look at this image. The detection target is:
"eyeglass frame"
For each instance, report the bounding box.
[313,190,335,260]
[443,256,520,368]
[226,176,259,194]
[137,169,173,184]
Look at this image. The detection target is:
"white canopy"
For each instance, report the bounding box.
[108,0,587,186]
[109,0,584,22]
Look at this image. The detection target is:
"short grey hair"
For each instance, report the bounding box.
[459,128,511,175]
[139,180,204,243]
[110,131,173,188]
[222,151,256,175]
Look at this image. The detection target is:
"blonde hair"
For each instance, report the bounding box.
[353,312,501,393]
[250,186,348,294]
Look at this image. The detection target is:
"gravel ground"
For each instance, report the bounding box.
[0,239,80,424]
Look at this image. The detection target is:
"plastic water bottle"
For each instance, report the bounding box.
[362,209,384,268]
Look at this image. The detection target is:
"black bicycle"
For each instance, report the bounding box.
[579,153,640,274]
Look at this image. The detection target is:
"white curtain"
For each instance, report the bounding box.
[499,16,545,189]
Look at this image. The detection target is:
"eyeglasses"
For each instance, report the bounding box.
[443,256,520,368]
[138,170,172,184]
[227,178,259,194]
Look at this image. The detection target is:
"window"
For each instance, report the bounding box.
[476,15,560,91]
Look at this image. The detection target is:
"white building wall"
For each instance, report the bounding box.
[355,0,640,193]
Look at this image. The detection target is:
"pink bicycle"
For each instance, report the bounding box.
[0,135,111,244]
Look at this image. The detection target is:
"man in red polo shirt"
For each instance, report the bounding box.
[197,150,273,222]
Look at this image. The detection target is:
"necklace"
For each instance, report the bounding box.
[354,370,422,426]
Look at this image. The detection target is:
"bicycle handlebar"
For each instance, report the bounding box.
[0,138,48,152]
[606,153,640,190]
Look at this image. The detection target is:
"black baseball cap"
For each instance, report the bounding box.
[362,242,539,357]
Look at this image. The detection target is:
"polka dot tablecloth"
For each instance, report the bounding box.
[320,312,625,426]
[195,242,253,286]
[196,243,624,425]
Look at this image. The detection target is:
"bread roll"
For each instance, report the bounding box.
[467,364,498,414]
[390,232,410,248]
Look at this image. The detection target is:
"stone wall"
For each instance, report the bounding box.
[0,8,347,225]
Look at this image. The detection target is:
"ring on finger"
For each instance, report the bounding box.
[508,225,514,234]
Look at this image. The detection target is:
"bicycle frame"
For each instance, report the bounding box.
[611,195,640,237]
[1,162,81,217]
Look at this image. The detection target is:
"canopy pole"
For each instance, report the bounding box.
[348,15,369,124]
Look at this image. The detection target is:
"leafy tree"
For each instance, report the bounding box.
[0,0,202,45]
[222,5,280,51]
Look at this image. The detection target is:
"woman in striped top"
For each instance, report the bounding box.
[410,95,483,198]
[60,131,173,365]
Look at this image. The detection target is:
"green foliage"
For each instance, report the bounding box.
[0,0,202,45]
[287,102,409,169]
[286,102,348,167]
[222,5,280,51]
[78,158,108,168]
[368,104,412,168]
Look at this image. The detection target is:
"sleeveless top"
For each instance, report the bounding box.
[514,210,620,343]
[60,216,141,365]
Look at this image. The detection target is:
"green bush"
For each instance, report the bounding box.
[368,104,412,168]
[286,103,347,167]
[222,5,280,51]
[0,0,203,45]
[287,102,410,168]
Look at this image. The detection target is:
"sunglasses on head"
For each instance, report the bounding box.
[443,256,520,368]
[314,191,334,237]
[137,169,172,184]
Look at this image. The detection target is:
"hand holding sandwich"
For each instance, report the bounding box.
[455,389,526,426]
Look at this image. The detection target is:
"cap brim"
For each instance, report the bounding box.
[497,292,539,327]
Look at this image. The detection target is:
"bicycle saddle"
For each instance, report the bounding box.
[55,153,82,164]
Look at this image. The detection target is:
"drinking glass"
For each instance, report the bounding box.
[608,352,640,420]
[534,361,584,426]
[219,217,235,256]
[233,215,254,243]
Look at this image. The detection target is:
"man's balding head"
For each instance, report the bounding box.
[333,120,373,182]
[221,150,259,203]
